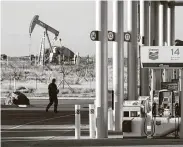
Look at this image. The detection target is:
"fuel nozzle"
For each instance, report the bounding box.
[152,102,156,117]
[175,103,180,117]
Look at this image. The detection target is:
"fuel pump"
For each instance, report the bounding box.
[158,90,174,117]
[151,81,180,118]
[150,81,181,137]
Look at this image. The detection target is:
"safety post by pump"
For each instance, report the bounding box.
[75,105,81,139]
[108,108,113,131]
[89,104,95,138]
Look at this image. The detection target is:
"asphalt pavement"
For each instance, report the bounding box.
[1,108,89,147]
[1,103,183,147]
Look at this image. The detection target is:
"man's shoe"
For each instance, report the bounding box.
[46,109,48,112]
[54,110,58,113]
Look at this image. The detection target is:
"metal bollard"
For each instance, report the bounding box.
[89,104,95,138]
[75,105,81,139]
[108,108,113,131]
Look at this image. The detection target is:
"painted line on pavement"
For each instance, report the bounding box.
[8,114,74,130]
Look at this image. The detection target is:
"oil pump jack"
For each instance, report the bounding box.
[29,15,62,64]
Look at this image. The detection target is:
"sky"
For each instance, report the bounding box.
[1,1,183,57]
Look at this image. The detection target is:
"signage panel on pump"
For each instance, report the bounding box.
[140,46,183,68]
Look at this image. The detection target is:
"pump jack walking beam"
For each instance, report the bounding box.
[170,1,183,7]
[29,15,59,37]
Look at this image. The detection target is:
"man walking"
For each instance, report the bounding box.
[46,78,59,113]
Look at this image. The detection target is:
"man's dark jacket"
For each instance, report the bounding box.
[48,83,58,99]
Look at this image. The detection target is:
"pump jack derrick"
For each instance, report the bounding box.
[29,15,61,65]
[38,32,46,65]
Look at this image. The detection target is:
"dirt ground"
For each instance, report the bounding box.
[0,59,130,99]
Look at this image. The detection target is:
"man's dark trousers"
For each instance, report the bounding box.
[46,97,58,112]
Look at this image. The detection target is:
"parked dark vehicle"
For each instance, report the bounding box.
[5,91,30,106]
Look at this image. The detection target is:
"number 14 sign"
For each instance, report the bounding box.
[141,46,183,64]
[170,48,181,61]
[171,48,180,55]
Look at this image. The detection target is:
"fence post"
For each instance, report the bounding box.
[75,105,81,139]
[13,78,16,92]
[89,104,95,138]
[9,76,12,90]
